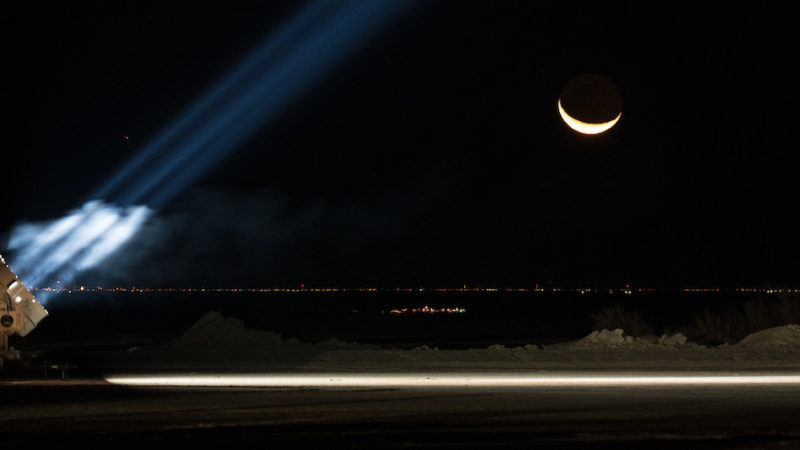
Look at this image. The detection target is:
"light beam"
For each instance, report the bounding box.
[6,0,416,303]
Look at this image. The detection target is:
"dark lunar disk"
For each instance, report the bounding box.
[560,74,623,124]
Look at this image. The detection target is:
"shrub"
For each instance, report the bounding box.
[692,293,800,344]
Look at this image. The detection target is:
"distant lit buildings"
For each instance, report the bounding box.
[385,306,467,315]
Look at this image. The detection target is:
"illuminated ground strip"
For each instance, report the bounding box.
[105,373,800,387]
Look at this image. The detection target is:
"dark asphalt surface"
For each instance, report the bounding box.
[2,377,800,449]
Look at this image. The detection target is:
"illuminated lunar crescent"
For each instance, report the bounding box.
[558,99,621,135]
[558,73,622,135]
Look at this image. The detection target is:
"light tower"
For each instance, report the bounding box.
[0,254,48,360]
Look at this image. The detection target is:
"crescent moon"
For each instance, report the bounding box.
[558,99,621,135]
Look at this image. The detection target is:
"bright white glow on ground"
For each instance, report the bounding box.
[104,373,800,388]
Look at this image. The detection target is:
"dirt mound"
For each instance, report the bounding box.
[167,311,304,351]
[167,311,375,351]
[554,328,697,349]
[736,324,800,348]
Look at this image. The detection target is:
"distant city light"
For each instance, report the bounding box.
[26,285,800,296]
[385,306,467,315]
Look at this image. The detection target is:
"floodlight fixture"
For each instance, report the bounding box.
[1,254,48,359]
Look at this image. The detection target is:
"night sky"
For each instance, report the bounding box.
[3,1,798,288]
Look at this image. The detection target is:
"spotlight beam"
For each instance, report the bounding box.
[89,0,338,203]
[7,0,416,302]
[117,0,415,208]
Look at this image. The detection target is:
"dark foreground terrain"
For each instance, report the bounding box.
[2,377,800,449]
[4,291,800,448]
[15,289,769,355]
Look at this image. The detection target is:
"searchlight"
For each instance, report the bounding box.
[0,254,48,359]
